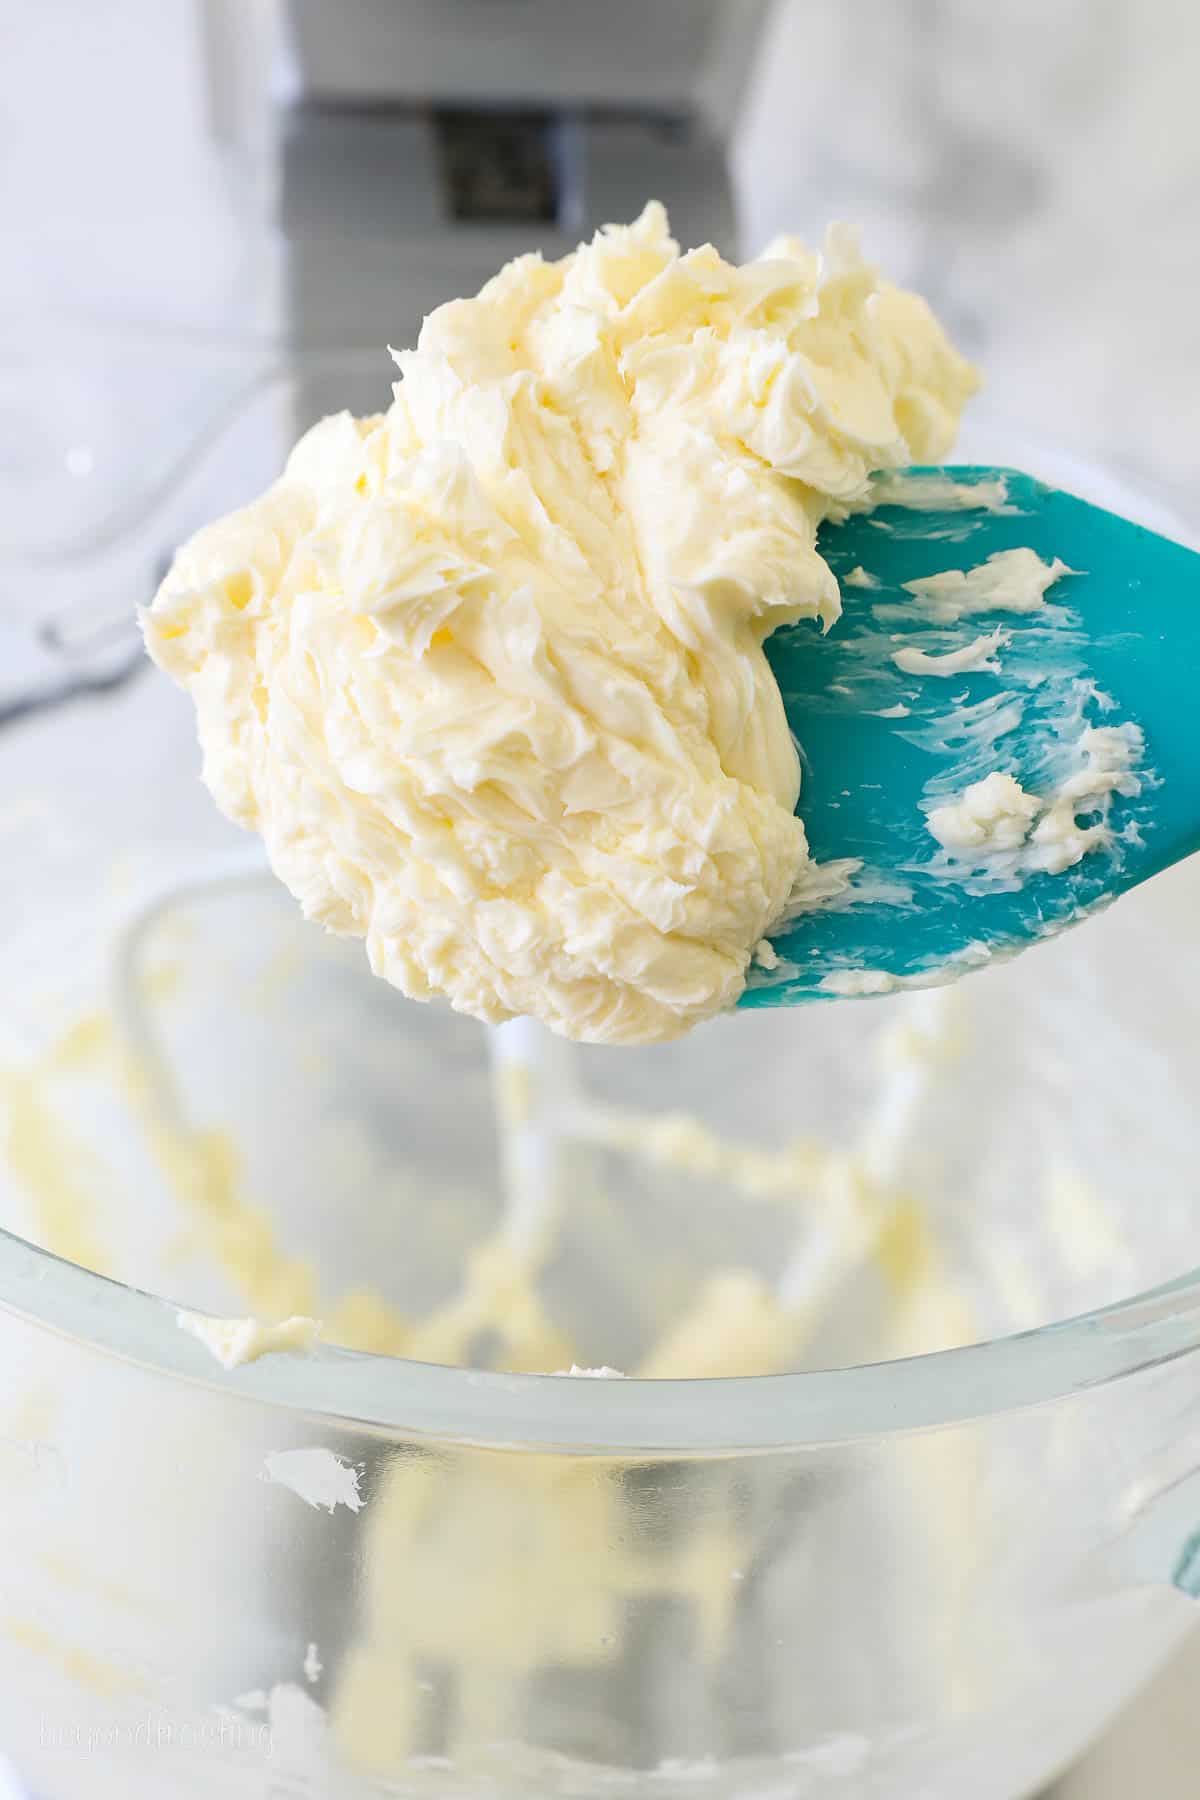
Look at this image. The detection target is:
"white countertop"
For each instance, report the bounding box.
[1053,1622,1200,1797]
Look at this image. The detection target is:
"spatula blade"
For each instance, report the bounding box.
[741,466,1200,1008]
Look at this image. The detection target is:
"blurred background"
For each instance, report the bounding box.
[2,4,1198,1793]
[5,0,1200,485]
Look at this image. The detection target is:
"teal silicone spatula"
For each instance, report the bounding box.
[740,467,1199,1009]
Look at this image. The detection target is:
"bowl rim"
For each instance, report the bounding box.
[2,1224,1200,1453]
[3,398,1198,1456]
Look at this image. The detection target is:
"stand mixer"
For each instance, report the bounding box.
[2,5,1200,1796]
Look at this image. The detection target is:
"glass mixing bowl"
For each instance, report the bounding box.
[1,344,1198,1799]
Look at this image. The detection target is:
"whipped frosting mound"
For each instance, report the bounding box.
[144,203,976,1044]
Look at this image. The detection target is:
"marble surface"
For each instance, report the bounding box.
[737,0,1200,514]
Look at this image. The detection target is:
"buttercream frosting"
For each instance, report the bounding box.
[144,203,976,1043]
